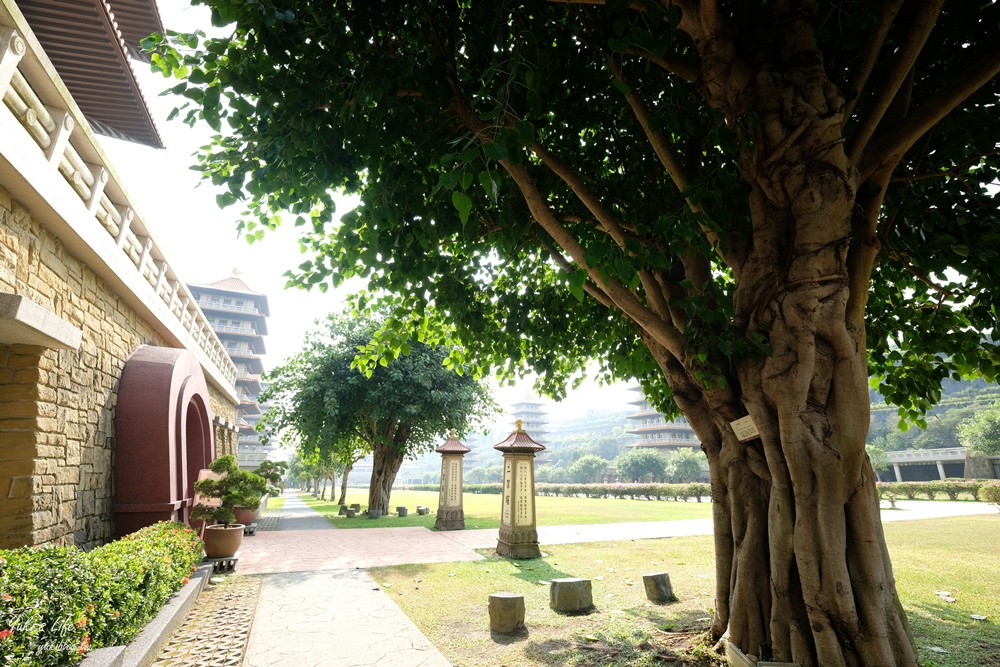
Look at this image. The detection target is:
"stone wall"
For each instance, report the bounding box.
[0,185,234,549]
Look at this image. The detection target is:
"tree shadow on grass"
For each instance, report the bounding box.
[905,601,1000,666]
[478,551,577,585]
[619,605,714,633]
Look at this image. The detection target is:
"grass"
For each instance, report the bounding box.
[265,495,285,511]
[368,515,1000,667]
[299,489,714,530]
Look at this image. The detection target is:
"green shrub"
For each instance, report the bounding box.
[981,482,1000,509]
[0,522,202,666]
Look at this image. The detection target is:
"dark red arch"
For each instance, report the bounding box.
[113,345,216,537]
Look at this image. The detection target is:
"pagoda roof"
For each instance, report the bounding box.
[18,0,164,148]
[435,430,471,454]
[190,276,271,315]
[493,420,546,453]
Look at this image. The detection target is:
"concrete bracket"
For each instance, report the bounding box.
[0,292,82,349]
[43,107,74,165]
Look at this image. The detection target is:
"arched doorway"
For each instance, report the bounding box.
[114,346,217,537]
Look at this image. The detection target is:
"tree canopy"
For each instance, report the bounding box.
[149,2,1000,663]
[958,401,1000,457]
[615,448,668,483]
[259,314,494,512]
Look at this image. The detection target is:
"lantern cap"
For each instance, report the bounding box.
[436,428,471,454]
[493,419,546,453]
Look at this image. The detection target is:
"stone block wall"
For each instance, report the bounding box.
[0,185,236,549]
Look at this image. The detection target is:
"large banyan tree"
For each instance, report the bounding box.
[149,2,1000,664]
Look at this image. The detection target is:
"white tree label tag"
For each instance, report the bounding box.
[730,415,761,443]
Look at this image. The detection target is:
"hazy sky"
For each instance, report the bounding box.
[98,0,637,429]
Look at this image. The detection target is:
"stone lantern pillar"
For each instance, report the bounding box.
[435,429,471,530]
[494,419,545,559]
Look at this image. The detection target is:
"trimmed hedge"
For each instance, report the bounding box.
[875,480,989,501]
[0,521,203,666]
[403,482,713,501]
[981,482,1000,509]
[406,480,1000,503]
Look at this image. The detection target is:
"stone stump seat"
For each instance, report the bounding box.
[549,578,593,613]
[488,593,525,633]
[642,572,676,603]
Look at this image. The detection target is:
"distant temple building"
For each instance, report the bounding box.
[511,394,549,443]
[625,386,701,453]
[189,276,275,469]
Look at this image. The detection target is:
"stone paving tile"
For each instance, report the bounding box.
[149,575,263,667]
[236,527,485,575]
[243,570,451,667]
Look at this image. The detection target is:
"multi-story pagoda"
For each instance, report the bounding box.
[510,393,549,444]
[188,275,273,469]
[625,386,701,454]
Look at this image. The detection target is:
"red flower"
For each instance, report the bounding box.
[113,610,120,618]
[78,635,91,654]
[76,617,87,628]
[182,577,190,584]
[0,629,13,641]
[1,594,11,602]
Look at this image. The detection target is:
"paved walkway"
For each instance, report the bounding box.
[233,492,996,666]
[241,492,451,667]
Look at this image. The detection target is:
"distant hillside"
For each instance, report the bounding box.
[869,378,1000,450]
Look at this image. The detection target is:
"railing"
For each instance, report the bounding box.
[196,299,261,316]
[236,373,261,383]
[0,19,236,387]
[887,447,966,464]
[214,324,259,336]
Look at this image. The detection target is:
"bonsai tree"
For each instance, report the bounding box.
[191,455,270,526]
[255,460,288,491]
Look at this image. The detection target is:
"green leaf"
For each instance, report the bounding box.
[452,191,473,225]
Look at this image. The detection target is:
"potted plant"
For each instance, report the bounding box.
[254,459,288,510]
[191,455,269,558]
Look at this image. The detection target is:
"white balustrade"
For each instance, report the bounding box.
[0,20,237,386]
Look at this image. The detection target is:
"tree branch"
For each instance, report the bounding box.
[606,56,740,268]
[529,141,632,249]
[537,236,616,309]
[846,0,944,164]
[625,46,699,82]
[841,0,906,125]
[860,41,1000,181]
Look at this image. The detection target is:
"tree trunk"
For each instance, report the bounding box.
[368,445,406,514]
[320,477,328,500]
[337,463,352,506]
[657,43,918,665]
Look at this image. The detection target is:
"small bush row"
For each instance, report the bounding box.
[981,482,1000,508]
[405,482,713,502]
[875,480,996,501]
[0,521,203,667]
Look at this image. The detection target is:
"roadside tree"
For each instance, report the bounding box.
[666,449,705,484]
[958,402,1000,457]
[261,315,494,514]
[615,448,668,483]
[568,454,611,484]
[150,3,1000,663]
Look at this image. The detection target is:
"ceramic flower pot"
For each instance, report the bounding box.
[234,506,259,526]
[202,524,245,558]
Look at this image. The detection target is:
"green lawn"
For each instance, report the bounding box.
[299,489,714,530]
[368,515,1000,667]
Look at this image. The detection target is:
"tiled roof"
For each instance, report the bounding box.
[196,276,265,295]
[18,0,164,148]
[436,431,471,454]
